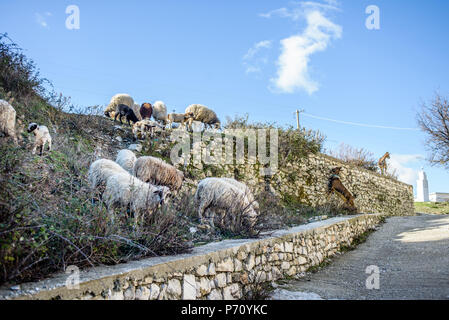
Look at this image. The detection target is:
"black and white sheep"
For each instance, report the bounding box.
[27,123,52,156]
[104,93,134,119]
[114,104,140,125]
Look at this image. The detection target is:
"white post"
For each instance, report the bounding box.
[416,168,429,202]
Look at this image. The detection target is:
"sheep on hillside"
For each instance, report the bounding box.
[103,172,169,224]
[0,98,18,145]
[133,156,184,192]
[104,94,134,119]
[114,104,140,125]
[194,177,258,229]
[185,104,220,131]
[140,103,153,120]
[27,123,52,156]
[132,119,165,140]
[220,177,259,211]
[152,101,168,125]
[115,149,137,174]
[87,158,128,189]
[167,112,194,129]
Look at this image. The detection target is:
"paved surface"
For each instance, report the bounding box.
[271,214,449,300]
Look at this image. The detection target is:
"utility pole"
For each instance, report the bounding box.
[295,109,304,130]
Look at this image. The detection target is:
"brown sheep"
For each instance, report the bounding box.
[140,102,153,120]
[328,167,357,211]
[133,156,184,192]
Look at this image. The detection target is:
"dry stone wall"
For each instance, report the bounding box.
[0,214,383,300]
[230,152,415,216]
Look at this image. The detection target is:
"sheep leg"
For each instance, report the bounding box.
[39,144,43,156]
[114,112,119,123]
[32,144,37,155]
[47,139,52,151]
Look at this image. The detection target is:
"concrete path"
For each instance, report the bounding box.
[271,214,449,300]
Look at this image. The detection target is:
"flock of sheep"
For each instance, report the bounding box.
[103,94,221,140]
[0,92,258,231]
[89,149,259,230]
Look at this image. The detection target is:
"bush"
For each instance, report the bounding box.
[328,143,378,172]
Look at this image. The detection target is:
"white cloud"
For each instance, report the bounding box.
[35,12,52,28]
[270,9,342,94]
[243,40,272,74]
[253,1,342,94]
[388,154,424,185]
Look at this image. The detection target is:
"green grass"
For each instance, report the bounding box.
[414,202,449,215]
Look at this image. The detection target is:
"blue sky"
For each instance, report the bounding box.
[1,0,449,195]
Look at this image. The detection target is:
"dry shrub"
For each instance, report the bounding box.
[329,143,378,172]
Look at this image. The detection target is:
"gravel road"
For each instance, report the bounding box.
[271,214,449,300]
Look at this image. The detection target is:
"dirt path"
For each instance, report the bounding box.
[271,214,449,300]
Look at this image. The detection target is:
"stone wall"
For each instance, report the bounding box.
[0,214,384,300]
[231,152,415,216]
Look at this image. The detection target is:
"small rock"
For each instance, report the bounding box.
[115,136,123,142]
[10,285,20,291]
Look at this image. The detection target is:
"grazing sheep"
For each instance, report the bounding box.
[87,158,128,189]
[185,104,220,131]
[115,149,137,174]
[103,172,168,224]
[167,112,194,129]
[114,104,140,125]
[140,102,153,120]
[104,94,134,119]
[220,177,259,211]
[0,98,17,145]
[152,101,168,125]
[133,156,184,192]
[194,177,258,229]
[27,123,52,156]
[132,119,165,140]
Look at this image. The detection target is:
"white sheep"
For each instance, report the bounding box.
[27,123,52,156]
[132,119,165,140]
[152,101,168,125]
[0,99,17,145]
[115,149,137,174]
[220,177,259,211]
[194,177,258,229]
[87,158,129,189]
[185,104,220,130]
[103,171,170,224]
[104,94,134,119]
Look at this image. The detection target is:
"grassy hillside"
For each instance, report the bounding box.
[414,202,449,215]
[0,33,348,286]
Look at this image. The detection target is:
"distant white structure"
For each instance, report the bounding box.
[429,193,449,203]
[415,168,429,202]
